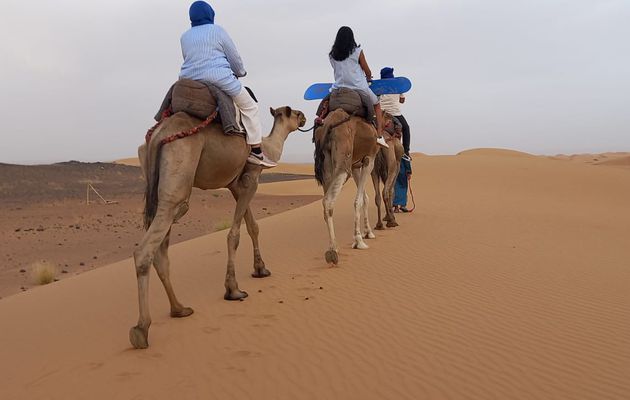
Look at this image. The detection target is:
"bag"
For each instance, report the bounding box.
[170,79,217,120]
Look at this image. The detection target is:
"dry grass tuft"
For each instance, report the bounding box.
[214,220,232,231]
[30,261,58,285]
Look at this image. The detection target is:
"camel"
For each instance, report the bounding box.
[372,114,405,230]
[314,108,380,265]
[130,106,306,349]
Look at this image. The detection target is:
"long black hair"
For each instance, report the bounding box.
[329,26,359,61]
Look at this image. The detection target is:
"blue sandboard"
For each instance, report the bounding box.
[304,77,412,100]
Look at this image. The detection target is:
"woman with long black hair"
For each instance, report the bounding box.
[329,26,388,148]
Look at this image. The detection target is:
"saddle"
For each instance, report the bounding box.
[170,79,218,120]
[154,79,246,137]
[316,88,375,123]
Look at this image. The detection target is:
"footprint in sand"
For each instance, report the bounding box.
[221,313,246,319]
[88,361,104,370]
[224,366,246,373]
[232,350,262,358]
[202,326,221,334]
[117,371,142,381]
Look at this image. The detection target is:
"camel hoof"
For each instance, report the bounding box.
[374,223,385,231]
[386,221,399,228]
[364,231,376,239]
[325,250,339,265]
[383,215,391,222]
[352,241,369,250]
[224,289,249,301]
[129,326,149,349]
[252,268,271,278]
[170,307,194,318]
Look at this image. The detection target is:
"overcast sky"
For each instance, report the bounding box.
[1,0,629,164]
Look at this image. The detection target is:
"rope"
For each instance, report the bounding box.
[144,110,218,146]
[406,174,416,212]
[160,111,218,145]
[145,108,172,143]
[298,124,315,132]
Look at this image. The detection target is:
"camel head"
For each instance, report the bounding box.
[269,106,307,131]
[383,111,394,129]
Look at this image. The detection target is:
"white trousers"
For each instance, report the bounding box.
[232,87,262,145]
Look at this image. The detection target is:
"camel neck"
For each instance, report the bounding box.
[262,119,290,162]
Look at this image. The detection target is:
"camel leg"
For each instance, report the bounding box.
[355,169,376,239]
[371,172,385,230]
[384,166,399,228]
[153,229,194,318]
[244,208,271,278]
[362,188,376,239]
[130,207,175,349]
[229,188,270,278]
[351,160,374,250]
[323,171,347,265]
[224,176,259,300]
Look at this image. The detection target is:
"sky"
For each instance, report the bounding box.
[1,0,629,164]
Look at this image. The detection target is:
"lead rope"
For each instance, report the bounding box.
[298,124,315,132]
[406,173,416,212]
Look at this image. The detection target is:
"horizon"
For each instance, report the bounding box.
[6,147,629,166]
[1,0,629,164]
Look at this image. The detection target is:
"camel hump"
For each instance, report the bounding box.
[171,79,218,120]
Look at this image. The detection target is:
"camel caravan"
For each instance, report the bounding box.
[313,96,404,265]
[130,2,409,348]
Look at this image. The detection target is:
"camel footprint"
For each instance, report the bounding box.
[202,326,221,334]
[232,350,263,358]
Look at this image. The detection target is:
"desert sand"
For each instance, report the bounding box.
[1,150,629,399]
[0,162,318,298]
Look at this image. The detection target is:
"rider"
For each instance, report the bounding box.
[329,26,388,148]
[179,1,276,168]
[379,67,411,158]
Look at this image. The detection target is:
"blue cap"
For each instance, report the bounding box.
[380,67,394,79]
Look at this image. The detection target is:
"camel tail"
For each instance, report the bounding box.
[314,124,331,186]
[374,149,388,183]
[314,109,352,186]
[143,141,164,229]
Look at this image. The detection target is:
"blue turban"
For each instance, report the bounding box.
[189,1,215,27]
[380,67,395,79]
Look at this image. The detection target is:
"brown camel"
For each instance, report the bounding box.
[372,114,405,229]
[130,106,306,349]
[314,108,380,265]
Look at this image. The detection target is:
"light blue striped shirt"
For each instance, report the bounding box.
[179,24,246,96]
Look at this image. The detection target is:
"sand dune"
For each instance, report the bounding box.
[2,151,629,399]
[550,152,630,168]
[457,148,535,158]
[595,155,630,167]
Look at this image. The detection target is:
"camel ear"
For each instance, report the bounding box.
[284,106,292,118]
[270,107,276,117]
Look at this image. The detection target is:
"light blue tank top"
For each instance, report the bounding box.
[330,47,370,91]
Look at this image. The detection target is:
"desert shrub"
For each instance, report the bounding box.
[30,261,57,285]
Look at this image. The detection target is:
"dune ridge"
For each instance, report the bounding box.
[1,152,629,399]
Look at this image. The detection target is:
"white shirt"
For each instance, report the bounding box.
[379,94,405,116]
